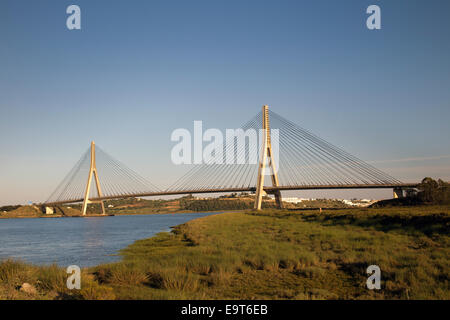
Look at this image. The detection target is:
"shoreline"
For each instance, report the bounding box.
[0,209,229,220]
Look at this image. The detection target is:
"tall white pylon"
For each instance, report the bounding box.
[81,141,106,216]
[254,105,283,210]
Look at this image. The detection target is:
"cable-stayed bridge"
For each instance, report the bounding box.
[43,106,418,214]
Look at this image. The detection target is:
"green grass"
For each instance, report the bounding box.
[1,205,449,299]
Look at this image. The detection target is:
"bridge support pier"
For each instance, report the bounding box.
[81,141,106,216]
[393,188,404,199]
[254,105,283,210]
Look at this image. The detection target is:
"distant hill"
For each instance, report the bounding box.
[0,205,41,218]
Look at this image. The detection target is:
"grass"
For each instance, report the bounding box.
[0,205,449,299]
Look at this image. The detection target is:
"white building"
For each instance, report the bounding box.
[282,197,313,204]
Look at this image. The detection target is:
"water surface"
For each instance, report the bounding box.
[0,213,216,267]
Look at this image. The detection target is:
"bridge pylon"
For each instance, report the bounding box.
[254,105,283,210]
[81,141,106,216]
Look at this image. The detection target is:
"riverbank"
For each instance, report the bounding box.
[1,205,449,299]
[0,206,218,220]
[0,195,356,219]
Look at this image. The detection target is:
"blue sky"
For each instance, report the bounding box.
[1,0,449,205]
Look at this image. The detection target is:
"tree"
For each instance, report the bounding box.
[418,177,450,204]
[418,177,438,202]
[437,179,448,187]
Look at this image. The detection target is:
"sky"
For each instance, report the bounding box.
[1,0,449,205]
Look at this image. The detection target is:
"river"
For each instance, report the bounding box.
[0,213,217,267]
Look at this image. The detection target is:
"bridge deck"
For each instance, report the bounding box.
[43,183,419,206]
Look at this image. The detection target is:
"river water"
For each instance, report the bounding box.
[0,213,216,267]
